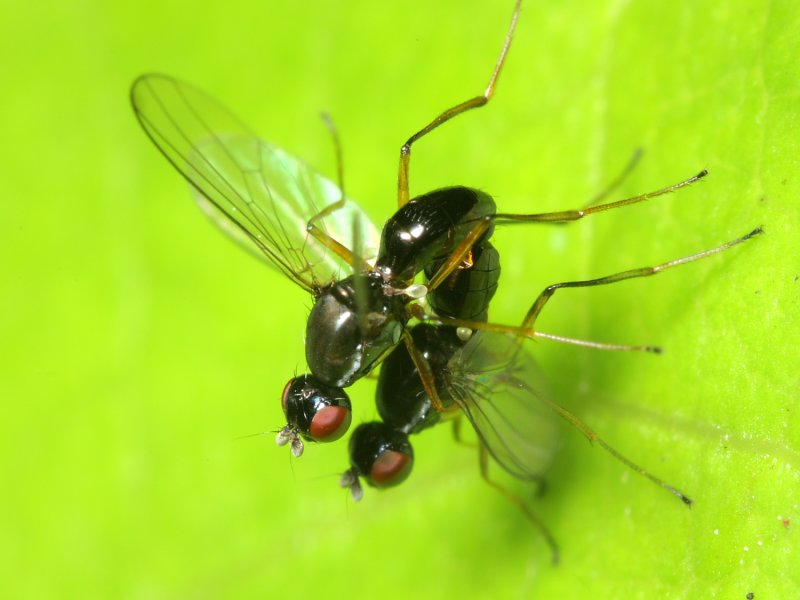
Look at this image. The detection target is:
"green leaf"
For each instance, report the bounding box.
[1,0,797,597]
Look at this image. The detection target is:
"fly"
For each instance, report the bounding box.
[340,196,758,563]
[131,0,762,560]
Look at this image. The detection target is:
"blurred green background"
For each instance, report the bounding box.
[2,0,798,597]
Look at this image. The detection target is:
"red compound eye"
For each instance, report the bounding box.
[347,422,414,490]
[309,405,352,443]
[281,374,352,444]
[370,449,413,487]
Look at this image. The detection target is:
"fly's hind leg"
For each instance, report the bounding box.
[522,383,694,506]
[583,147,643,209]
[411,227,762,354]
[520,227,764,332]
[397,0,522,207]
[424,167,712,303]
[453,417,546,495]
[495,169,708,224]
[451,417,477,448]
[478,443,559,564]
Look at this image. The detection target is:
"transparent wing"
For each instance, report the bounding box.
[130,73,380,293]
[444,331,559,481]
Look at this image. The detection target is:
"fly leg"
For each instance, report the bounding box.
[402,330,449,413]
[423,167,706,300]
[583,147,643,209]
[519,227,763,332]
[425,217,494,293]
[451,417,476,447]
[397,0,522,207]
[408,304,663,354]
[413,227,762,353]
[512,380,694,507]
[494,169,707,224]
[478,443,559,564]
[305,113,372,271]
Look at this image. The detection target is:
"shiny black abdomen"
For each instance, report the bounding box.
[376,233,503,433]
[424,240,500,323]
[375,323,463,434]
[376,186,496,281]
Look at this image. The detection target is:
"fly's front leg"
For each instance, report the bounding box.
[309,112,348,227]
[305,114,374,272]
[304,112,355,264]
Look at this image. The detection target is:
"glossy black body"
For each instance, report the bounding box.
[375,323,459,434]
[305,186,497,390]
[305,272,407,388]
[287,187,504,450]
[424,241,500,323]
[375,238,501,434]
[346,229,502,488]
[376,187,496,281]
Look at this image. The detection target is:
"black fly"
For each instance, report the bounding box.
[131,0,762,563]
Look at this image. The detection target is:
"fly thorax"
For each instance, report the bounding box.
[305,274,406,388]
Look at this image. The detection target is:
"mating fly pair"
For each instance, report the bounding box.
[131,0,761,562]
